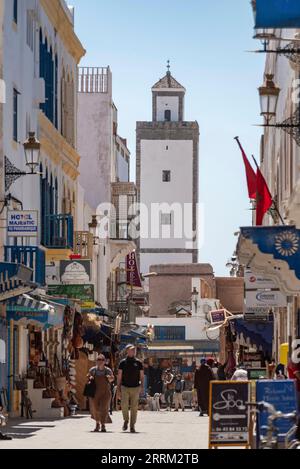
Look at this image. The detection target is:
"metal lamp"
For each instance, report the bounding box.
[258,74,280,124]
[23,132,41,174]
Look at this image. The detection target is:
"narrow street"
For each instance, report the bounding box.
[1,411,209,450]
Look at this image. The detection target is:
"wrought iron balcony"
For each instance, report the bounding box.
[42,214,74,249]
[4,246,46,286]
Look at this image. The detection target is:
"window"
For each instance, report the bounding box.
[164,109,171,122]
[161,213,172,225]
[162,170,171,182]
[26,10,34,51]
[13,88,18,141]
[13,0,18,24]
[154,326,185,341]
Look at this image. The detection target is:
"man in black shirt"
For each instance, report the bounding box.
[117,345,144,433]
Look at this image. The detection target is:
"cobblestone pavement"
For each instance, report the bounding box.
[1,410,209,449]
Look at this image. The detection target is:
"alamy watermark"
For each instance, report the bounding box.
[95,200,205,250]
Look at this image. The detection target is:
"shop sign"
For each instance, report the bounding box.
[7,210,38,237]
[126,252,142,288]
[209,381,250,448]
[256,380,298,443]
[6,309,48,324]
[247,368,268,380]
[60,260,91,284]
[245,290,287,308]
[244,306,270,320]
[47,284,95,308]
[244,271,277,290]
[209,309,226,324]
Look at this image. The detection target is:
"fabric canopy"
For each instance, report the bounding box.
[255,0,300,28]
[233,319,273,355]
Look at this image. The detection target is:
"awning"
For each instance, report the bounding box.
[237,226,300,294]
[0,262,35,302]
[254,0,300,29]
[233,319,273,355]
[6,294,64,329]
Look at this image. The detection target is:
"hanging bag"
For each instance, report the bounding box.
[83,369,96,398]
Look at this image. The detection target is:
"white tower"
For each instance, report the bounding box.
[136,64,199,275]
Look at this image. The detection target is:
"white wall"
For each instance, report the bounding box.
[117,152,129,182]
[156,96,179,122]
[136,316,212,341]
[140,139,194,250]
[77,92,113,210]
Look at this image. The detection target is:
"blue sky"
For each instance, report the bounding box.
[71,0,265,276]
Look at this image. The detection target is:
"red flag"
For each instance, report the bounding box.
[256,167,273,225]
[235,137,257,199]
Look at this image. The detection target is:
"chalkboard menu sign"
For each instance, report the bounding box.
[209,381,250,448]
[256,380,298,443]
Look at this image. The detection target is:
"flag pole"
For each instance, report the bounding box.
[251,156,286,225]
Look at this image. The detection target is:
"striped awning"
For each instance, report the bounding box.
[16,294,55,315]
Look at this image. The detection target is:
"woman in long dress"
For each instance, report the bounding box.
[88,354,114,432]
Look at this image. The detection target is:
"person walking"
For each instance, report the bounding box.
[174,374,185,412]
[194,358,214,416]
[163,369,175,411]
[88,354,114,433]
[231,363,248,381]
[117,345,144,433]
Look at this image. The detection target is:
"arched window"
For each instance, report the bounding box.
[164,109,171,122]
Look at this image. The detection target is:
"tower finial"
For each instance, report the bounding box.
[167,59,171,75]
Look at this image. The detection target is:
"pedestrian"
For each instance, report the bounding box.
[211,361,219,379]
[194,358,214,416]
[117,345,144,433]
[88,354,114,433]
[217,362,227,381]
[0,392,12,440]
[231,363,248,381]
[163,369,175,411]
[174,374,185,412]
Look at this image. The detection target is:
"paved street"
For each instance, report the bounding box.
[1,410,209,450]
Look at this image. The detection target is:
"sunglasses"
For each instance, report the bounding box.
[97,358,105,362]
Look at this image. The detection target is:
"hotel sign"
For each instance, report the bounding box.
[7,211,38,237]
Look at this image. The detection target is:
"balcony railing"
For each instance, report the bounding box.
[42,214,74,249]
[4,247,46,286]
[74,231,93,259]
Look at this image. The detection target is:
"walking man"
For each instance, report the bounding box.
[163,369,175,411]
[117,345,144,433]
[174,374,185,411]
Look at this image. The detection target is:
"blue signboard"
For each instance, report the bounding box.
[255,0,300,29]
[256,380,298,443]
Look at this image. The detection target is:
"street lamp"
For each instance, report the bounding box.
[23,132,41,174]
[89,215,99,245]
[5,131,41,191]
[258,74,300,146]
[258,74,280,125]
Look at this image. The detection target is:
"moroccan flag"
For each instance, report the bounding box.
[256,167,273,225]
[235,137,257,199]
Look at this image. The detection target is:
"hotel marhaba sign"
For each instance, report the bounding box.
[7,211,38,237]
